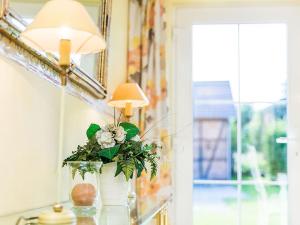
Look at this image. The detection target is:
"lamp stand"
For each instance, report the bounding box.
[57,39,70,201]
[60,69,68,86]
[124,102,137,199]
[59,39,71,86]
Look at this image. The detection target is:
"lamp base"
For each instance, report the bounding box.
[60,72,67,86]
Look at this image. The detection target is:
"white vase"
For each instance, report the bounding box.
[99,162,129,206]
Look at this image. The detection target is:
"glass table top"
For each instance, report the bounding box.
[0,195,172,225]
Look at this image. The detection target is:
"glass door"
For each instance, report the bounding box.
[192,24,287,225]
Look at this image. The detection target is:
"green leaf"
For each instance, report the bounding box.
[143,144,154,152]
[86,123,101,139]
[148,157,158,180]
[120,122,139,140]
[79,169,86,180]
[135,159,144,178]
[115,162,122,177]
[150,165,157,180]
[72,167,78,179]
[120,159,135,181]
[98,145,120,160]
[62,154,79,167]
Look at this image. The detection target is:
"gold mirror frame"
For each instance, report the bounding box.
[0,0,112,102]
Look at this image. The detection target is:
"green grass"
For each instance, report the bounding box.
[193,185,287,225]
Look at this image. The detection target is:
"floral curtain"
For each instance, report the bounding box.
[127,0,172,211]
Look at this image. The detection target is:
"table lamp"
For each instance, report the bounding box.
[20,0,106,85]
[108,83,149,120]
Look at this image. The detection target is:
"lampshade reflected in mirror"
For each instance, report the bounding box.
[20,0,106,68]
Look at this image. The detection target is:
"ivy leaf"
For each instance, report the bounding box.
[115,162,122,177]
[98,145,120,160]
[86,123,101,139]
[120,159,135,181]
[120,122,139,140]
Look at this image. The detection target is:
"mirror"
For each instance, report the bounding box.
[0,0,111,100]
[10,0,100,77]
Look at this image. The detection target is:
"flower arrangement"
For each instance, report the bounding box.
[63,122,159,181]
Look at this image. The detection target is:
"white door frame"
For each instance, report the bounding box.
[172,5,300,225]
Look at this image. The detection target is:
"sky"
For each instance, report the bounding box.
[192,24,287,103]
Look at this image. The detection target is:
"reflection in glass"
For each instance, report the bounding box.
[99,206,130,225]
[77,216,97,225]
[193,184,238,225]
[240,103,287,181]
[10,0,101,76]
[241,185,287,225]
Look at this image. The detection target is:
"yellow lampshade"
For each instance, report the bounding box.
[20,0,106,54]
[108,83,149,108]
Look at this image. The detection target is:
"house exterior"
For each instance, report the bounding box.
[193,81,236,180]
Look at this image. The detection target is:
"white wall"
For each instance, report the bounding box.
[0,56,61,215]
[0,0,128,219]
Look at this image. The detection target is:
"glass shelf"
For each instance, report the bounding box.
[0,195,172,225]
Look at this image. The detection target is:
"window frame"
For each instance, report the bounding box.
[172,5,300,225]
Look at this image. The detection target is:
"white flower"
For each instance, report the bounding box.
[115,126,127,143]
[131,135,141,142]
[96,130,115,148]
[103,124,115,132]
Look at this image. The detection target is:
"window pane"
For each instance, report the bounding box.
[193,101,237,180]
[193,25,239,101]
[193,184,238,225]
[192,23,288,225]
[241,185,287,225]
[241,103,287,181]
[239,24,287,102]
